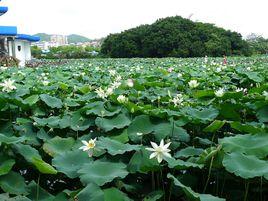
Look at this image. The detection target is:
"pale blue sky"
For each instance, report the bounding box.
[1,0,267,39]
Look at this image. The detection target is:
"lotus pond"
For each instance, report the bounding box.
[0,56,268,201]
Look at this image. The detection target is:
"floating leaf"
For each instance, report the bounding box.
[95,113,131,132]
[14,144,57,174]
[222,152,268,180]
[203,120,225,133]
[103,187,132,201]
[76,183,104,201]
[43,136,75,157]
[97,137,140,156]
[219,133,268,158]
[0,171,28,195]
[40,94,63,109]
[79,160,129,186]
[0,156,15,176]
[52,150,90,179]
[167,174,225,201]
[23,95,39,106]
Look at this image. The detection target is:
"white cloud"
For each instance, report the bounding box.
[1,0,267,39]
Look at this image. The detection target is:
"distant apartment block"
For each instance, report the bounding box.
[50,35,68,46]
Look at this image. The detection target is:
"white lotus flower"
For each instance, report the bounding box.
[106,87,114,96]
[111,81,121,89]
[126,79,134,87]
[204,55,208,63]
[136,132,143,136]
[215,88,225,97]
[263,91,268,100]
[109,70,116,76]
[117,95,128,103]
[115,75,122,82]
[170,94,184,107]
[79,138,97,157]
[216,67,222,72]
[0,79,16,92]
[146,139,172,163]
[95,87,107,99]
[188,80,199,89]
[42,80,49,86]
[177,73,183,78]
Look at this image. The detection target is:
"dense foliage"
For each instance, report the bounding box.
[31,46,100,59]
[0,56,267,201]
[101,16,251,58]
[246,34,268,55]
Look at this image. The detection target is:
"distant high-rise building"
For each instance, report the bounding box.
[50,35,68,47]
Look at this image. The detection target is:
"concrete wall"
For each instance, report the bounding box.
[6,39,32,67]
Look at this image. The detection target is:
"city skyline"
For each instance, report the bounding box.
[1,0,268,39]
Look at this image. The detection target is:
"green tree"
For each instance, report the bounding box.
[101,16,252,58]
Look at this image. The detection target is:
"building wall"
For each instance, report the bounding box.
[8,40,32,66]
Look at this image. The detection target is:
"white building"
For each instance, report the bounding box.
[0,1,39,66]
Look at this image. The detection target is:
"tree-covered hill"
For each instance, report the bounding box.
[101,16,251,58]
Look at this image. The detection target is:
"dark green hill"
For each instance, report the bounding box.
[101,16,251,57]
[34,33,51,42]
[68,34,91,43]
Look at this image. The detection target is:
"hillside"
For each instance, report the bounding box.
[34,33,50,42]
[34,33,91,43]
[101,16,251,58]
[67,34,91,43]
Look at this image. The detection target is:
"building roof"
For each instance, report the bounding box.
[0,6,8,16]
[0,25,17,36]
[16,34,40,42]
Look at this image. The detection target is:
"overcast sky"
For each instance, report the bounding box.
[1,0,267,39]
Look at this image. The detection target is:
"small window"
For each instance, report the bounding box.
[18,46,21,51]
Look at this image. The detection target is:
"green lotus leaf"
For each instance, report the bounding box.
[27,181,55,201]
[103,187,132,201]
[40,94,63,109]
[79,160,129,186]
[219,133,268,158]
[0,156,15,176]
[95,113,131,132]
[0,171,28,195]
[127,115,154,142]
[256,105,268,123]
[75,183,104,201]
[222,152,268,180]
[166,157,204,170]
[97,137,140,156]
[52,150,90,179]
[203,120,225,133]
[143,191,164,201]
[0,194,31,201]
[14,144,57,174]
[174,147,204,158]
[0,133,26,144]
[230,121,264,134]
[167,174,225,201]
[43,136,75,157]
[128,148,160,173]
[85,101,121,117]
[182,107,219,123]
[23,95,39,106]
[70,112,95,131]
